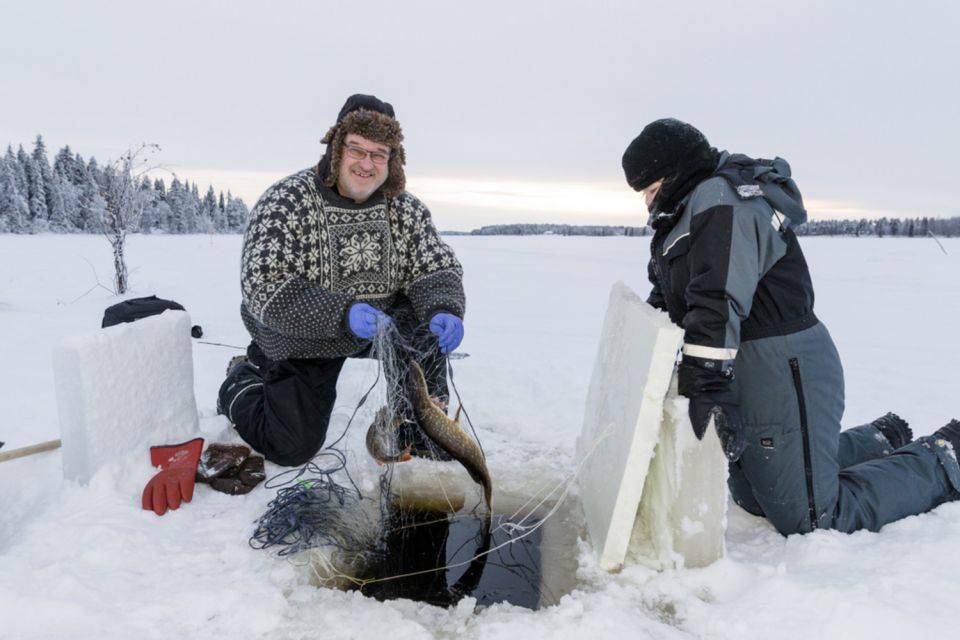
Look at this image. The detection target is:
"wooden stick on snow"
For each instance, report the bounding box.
[0,439,62,464]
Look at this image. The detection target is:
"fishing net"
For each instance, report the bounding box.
[246,317,578,604]
[249,316,478,579]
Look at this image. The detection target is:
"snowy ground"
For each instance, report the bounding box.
[1,233,958,639]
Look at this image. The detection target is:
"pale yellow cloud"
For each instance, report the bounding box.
[408,177,641,216]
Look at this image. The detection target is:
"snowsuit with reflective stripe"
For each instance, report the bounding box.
[647,159,960,534]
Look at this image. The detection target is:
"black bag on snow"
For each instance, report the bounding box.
[101,295,202,338]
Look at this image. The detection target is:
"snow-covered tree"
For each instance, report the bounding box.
[165,177,186,232]
[32,136,67,231]
[224,191,249,231]
[13,146,30,197]
[202,185,222,232]
[98,144,160,293]
[0,157,30,233]
[1,138,251,235]
[79,162,106,233]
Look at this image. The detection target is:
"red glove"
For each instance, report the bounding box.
[141,438,204,516]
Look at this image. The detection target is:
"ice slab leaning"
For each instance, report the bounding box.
[577,281,727,571]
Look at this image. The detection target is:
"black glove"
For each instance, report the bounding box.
[195,443,266,495]
[677,358,747,462]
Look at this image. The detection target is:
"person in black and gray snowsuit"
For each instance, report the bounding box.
[622,118,960,535]
[217,94,465,467]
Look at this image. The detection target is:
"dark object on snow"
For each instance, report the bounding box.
[196,443,251,481]
[102,295,183,327]
[208,456,266,495]
[195,442,265,495]
[872,412,913,450]
[101,295,203,338]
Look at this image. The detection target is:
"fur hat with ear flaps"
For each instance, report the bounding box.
[317,94,406,199]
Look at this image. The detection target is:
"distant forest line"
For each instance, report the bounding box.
[0,135,248,234]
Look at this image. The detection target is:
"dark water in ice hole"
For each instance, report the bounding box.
[359,507,544,610]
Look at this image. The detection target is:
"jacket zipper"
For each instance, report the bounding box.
[789,358,818,530]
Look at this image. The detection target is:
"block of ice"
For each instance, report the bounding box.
[52,310,199,484]
[627,378,728,570]
[576,282,684,571]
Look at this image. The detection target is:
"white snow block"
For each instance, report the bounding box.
[53,310,199,484]
[626,380,728,570]
[576,282,683,571]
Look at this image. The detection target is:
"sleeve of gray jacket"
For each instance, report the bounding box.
[240,183,354,340]
[681,180,787,369]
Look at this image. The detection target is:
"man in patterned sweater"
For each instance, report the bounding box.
[218,94,466,467]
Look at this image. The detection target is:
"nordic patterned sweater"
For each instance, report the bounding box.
[239,168,465,361]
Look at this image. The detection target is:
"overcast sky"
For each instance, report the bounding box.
[2,0,957,230]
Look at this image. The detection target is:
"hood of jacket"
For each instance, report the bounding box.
[713,151,808,228]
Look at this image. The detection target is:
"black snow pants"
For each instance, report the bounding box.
[726,322,960,534]
[225,304,449,467]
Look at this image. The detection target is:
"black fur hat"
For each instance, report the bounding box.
[317,94,406,199]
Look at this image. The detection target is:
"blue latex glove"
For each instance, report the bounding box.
[347,303,393,339]
[429,313,464,353]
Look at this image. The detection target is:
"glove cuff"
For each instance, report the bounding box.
[149,437,204,469]
[678,357,733,397]
[680,349,734,375]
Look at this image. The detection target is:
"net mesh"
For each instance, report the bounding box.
[249,319,462,566]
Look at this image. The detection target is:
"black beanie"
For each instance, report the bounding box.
[335,93,395,121]
[622,119,715,191]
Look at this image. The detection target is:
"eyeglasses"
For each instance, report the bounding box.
[343,144,390,165]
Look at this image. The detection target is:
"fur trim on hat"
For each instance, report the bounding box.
[318,109,406,198]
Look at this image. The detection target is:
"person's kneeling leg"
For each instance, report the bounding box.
[226,354,346,467]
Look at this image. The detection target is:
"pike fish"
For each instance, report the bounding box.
[365,406,413,465]
[408,361,493,512]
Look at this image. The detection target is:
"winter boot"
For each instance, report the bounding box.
[872,412,913,450]
[217,361,263,422]
[933,419,960,452]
